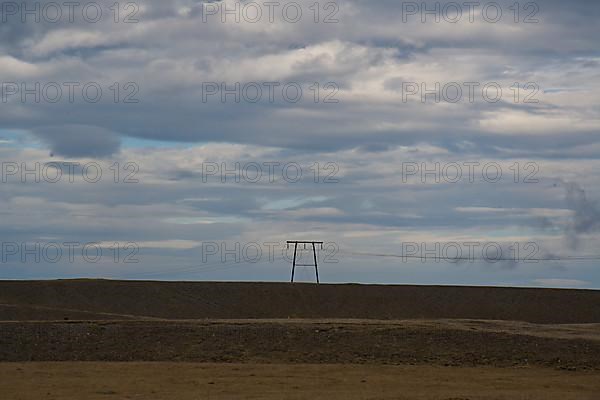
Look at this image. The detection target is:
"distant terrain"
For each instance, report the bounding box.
[2,279,600,323]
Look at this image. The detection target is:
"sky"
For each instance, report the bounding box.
[1,0,600,288]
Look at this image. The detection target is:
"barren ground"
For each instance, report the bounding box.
[1,280,599,399]
[2,362,600,400]
[2,280,600,323]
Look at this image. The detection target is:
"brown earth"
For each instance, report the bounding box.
[2,362,599,400]
[1,319,600,370]
[2,279,600,323]
[2,280,600,398]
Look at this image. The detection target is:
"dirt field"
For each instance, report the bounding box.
[2,319,600,370]
[2,362,600,400]
[2,280,600,323]
[2,280,600,398]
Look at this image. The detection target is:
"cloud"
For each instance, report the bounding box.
[0,0,597,157]
[533,279,590,288]
[564,182,600,248]
[32,125,121,157]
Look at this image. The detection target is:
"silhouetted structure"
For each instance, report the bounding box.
[287,241,323,284]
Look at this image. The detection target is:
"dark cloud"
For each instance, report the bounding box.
[564,182,600,248]
[32,125,121,157]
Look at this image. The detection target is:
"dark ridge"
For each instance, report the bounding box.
[1,280,600,324]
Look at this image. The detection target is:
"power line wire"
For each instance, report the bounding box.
[339,249,600,262]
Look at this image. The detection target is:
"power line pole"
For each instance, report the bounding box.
[287,241,323,284]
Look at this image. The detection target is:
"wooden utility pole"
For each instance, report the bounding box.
[287,241,323,284]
